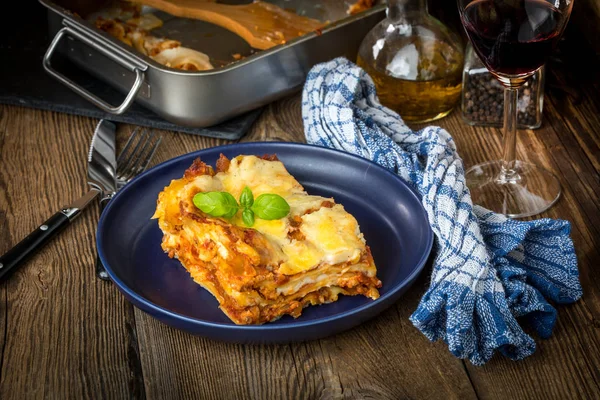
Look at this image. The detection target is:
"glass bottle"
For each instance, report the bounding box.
[461,43,545,129]
[356,0,464,123]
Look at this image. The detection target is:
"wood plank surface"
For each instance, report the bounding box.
[1,16,600,400]
[0,109,139,398]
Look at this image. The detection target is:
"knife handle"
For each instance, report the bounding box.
[0,212,70,283]
[95,197,111,281]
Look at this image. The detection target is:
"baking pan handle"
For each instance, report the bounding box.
[43,26,145,115]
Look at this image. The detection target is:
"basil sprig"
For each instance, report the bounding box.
[192,186,290,227]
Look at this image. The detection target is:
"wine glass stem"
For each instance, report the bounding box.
[499,86,519,184]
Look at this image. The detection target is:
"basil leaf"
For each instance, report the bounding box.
[193,192,220,214]
[220,192,240,218]
[242,208,255,227]
[193,192,239,218]
[251,194,290,220]
[239,186,254,208]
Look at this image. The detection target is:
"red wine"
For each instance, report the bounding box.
[462,0,564,75]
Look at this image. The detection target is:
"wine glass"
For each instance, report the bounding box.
[457,0,574,218]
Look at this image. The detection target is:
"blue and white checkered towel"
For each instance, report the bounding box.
[302,57,583,365]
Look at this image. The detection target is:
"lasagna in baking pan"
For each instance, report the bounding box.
[153,154,381,325]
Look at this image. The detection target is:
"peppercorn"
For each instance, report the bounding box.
[461,66,544,129]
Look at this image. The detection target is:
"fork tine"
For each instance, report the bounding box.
[117,130,147,179]
[122,130,156,179]
[117,129,149,180]
[116,131,143,179]
[116,127,141,168]
[139,135,162,173]
[117,129,162,186]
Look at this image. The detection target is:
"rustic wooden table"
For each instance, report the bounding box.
[1,33,600,400]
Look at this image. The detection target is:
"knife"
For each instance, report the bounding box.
[0,120,117,282]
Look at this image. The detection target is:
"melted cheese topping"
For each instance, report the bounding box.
[220,156,304,198]
[301,206,364,265]
[167,155,367,276]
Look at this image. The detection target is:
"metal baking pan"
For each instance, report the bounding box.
[40,0,385,128]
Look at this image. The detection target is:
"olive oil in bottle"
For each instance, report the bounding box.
[357,0,464,123]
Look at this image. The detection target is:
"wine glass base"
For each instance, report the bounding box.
[465,160,561,218]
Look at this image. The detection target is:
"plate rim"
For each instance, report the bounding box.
[97,141,433,331]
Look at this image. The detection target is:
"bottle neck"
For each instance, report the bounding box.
[387,0,428,20]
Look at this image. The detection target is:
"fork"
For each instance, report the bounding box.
[96,128,162,280]
[114,128,162,190]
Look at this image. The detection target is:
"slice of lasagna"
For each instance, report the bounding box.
[153,154,382,325]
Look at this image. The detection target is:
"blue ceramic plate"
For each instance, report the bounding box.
[97,142,433,343]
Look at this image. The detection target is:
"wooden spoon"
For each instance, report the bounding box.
[131,0,325,50]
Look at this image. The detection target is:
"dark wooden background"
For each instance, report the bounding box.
[1,1,600,399]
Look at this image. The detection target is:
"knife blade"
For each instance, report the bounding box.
[89,120,118,280]
[87,120,118,201]
[0,120,117,282]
